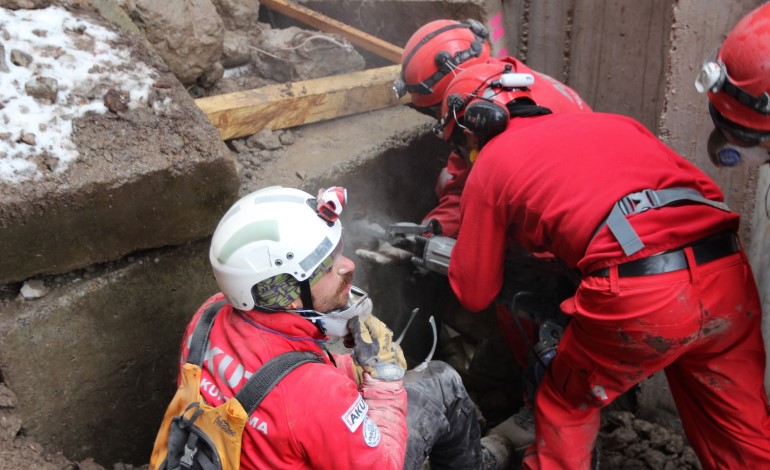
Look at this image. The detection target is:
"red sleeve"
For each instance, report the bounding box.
[422,152,470,238]
[448,174,508,312]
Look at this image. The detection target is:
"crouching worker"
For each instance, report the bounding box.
[150,185,524,470]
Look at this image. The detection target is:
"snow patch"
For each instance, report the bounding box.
[0,6,158,183]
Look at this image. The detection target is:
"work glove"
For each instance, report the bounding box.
[355,240,413,265]
[348,314,407,382]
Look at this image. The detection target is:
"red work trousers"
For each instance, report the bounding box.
[522,248,770,469]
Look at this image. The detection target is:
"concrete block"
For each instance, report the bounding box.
[0,242,218,464]
[0,6,240,285]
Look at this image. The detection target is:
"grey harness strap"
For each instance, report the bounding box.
[598,188,732,256]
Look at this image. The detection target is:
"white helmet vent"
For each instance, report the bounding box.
[217,220,279,264]
[253,193,306,205]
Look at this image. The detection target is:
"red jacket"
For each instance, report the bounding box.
[178,294,408,470]
[423,56,591,238]
[449,112,738,312]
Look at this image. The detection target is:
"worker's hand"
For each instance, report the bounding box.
[348,315,407,381]
[355,240,413,265]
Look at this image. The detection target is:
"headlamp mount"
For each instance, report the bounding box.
[695,57,770,115]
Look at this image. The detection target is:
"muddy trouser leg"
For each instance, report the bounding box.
[402,360,483,470]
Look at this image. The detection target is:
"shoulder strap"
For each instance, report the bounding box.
[236,351,325,415]
[187,300,227,366]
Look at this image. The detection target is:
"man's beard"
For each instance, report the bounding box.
[331,271,354,308]
[312,271,355,311]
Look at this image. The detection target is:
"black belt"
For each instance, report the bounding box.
[589,232,739,277]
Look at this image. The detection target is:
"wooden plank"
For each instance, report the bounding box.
[261,0,403,63]
[195,65,410,140]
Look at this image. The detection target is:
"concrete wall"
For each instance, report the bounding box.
[748,166,770,395]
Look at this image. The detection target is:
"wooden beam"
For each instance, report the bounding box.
[195,65,410,140]
[261,0,403,64]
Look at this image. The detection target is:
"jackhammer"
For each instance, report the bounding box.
[384,220,574,397]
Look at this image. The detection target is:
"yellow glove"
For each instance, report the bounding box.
[348,314,407,381]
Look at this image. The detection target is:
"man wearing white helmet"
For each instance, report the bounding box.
[163,185,524,469]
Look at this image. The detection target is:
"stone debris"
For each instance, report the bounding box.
[19,279,48,299]
[252,26,365,82]
[210,0,260,31]
[197,61,225,89]
[0,6,160,183]
[24,76,58,103]
[103,87,129,114]
[119,0,224,85]
[246,128,282,150]
[599,410,703,470]
[2,0,53,8]
[221,30,253,68]
[17,131,36,146]
[278,129,296,146]
[0,384,21,442]
[9,48,32,67]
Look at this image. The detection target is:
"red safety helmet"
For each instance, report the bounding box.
[696,3,770,142]
[436,62,535,142]
[394,19,491,109]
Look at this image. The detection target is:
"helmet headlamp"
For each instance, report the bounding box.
[696,47,770,116]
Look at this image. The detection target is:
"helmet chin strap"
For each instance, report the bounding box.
[297,279,327,335]
[299,279,314,311]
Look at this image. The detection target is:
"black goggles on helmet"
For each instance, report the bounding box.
[709,103,770,147]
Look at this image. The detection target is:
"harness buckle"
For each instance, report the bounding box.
[618,189,661,215]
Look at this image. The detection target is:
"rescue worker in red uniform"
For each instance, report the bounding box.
[438,62,770,469]
[172,185,524,470]
[358,17,591,380]
[695,2,770,168]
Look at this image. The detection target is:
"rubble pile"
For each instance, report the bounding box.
[116,0,366,96]
[599,410,702,470]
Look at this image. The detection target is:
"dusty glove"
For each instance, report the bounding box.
[355,240,413,265]
[348,314,407,381]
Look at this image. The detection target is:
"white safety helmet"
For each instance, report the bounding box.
[210,186,343,311]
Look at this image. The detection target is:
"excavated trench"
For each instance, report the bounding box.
[0,1,732,468]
